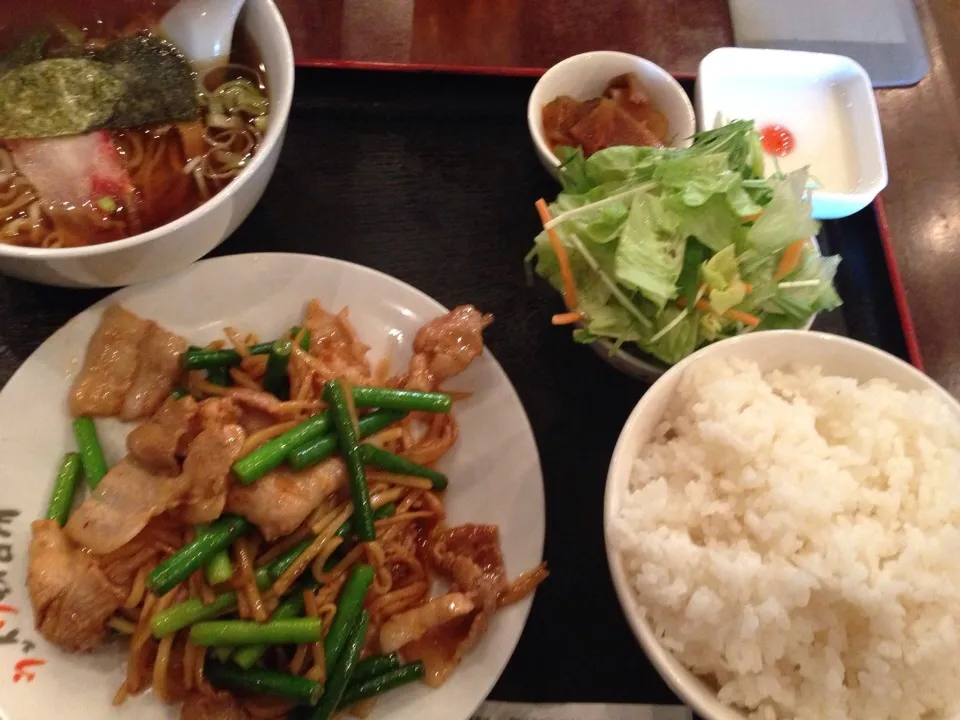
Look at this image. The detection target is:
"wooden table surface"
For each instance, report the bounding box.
[276,0,960,397]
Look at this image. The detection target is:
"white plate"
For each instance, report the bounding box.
[0,253,545,720]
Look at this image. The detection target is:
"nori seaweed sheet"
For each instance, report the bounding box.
[97,33,200,128]
[0,58,124,139]
[0,31,201,139]
[0,32,50,73]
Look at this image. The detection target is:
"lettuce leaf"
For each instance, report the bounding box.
[584,145,664,185]
[701,244,738,290]
[709,284,746,316]
[638,306,699,365]
[550,183,633,245]
[672,194,742,252]
[726,183,765,219]
[558,145,669,189]
[764,246,842,318]
[746,169,819,255]
[614,193,684,308]
[555,146,591,194]
[654,154,742,207]
[701,245,748,314]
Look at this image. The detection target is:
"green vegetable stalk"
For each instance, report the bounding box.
[146,515,249,596]
[72,417,108,489]
[189,618,323,646]
[45,452,81,525]
[323,380,374,541]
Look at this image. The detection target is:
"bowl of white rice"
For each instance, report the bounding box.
[604,330,960,720]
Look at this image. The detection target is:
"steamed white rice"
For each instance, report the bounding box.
[615,358,960,720]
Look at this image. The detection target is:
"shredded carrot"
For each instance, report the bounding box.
[725,308,761,326]
[774,239,805,281]
[535,199,578,311]
[551,311,584,326]
[743,282,753,293]
[740,210,763,222]
[677,297,761,327]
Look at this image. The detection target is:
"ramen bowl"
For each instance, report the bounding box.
[0,0,294,288]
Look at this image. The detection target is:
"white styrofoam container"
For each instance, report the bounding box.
[697,47,888,219]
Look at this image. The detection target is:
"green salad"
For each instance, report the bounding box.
[526,120,842,365]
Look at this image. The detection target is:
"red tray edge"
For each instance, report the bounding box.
[292,58,922,371]
[873,195,924,370]
[294,57,698,80]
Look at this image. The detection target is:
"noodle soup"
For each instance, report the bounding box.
[0,6,269,249]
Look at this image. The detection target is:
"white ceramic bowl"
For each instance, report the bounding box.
[696,47,887,220]
[0,0,294,288]
[527,51,696,175]
[604,330,960,720]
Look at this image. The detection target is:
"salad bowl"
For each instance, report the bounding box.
[526,122,839,381]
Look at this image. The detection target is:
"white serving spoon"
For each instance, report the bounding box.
[160,0,246,73]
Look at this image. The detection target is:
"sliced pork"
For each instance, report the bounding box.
[227,388,291,417]
[499,562,550,607]
[71,304,186,419]
[301,300,372,385]
[541,73,668,156]
[27,520,124,652]
[399,609,486,687]
[429,524,548,607]
[120,322,188,420]
[180,691,250,720]
[428,524,507,607]
[96,517,182,592]
[379,593,475,653]
[179,423,245,524]
[568,98,664,155]
[64,457,186,555]
[127,396,200,474]
[225,458,346,540]
[404,305,493,390]
[215,389,300,434]
[199,396,243,428]
[401,523,547,686]
[70,304,151,417]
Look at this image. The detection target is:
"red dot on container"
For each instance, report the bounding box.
[759,124,795,157]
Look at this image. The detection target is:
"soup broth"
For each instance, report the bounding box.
[0,4,268,249]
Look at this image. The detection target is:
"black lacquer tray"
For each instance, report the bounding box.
[0,67,915,708]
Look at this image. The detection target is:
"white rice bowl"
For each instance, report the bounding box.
[612,356,960,720]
